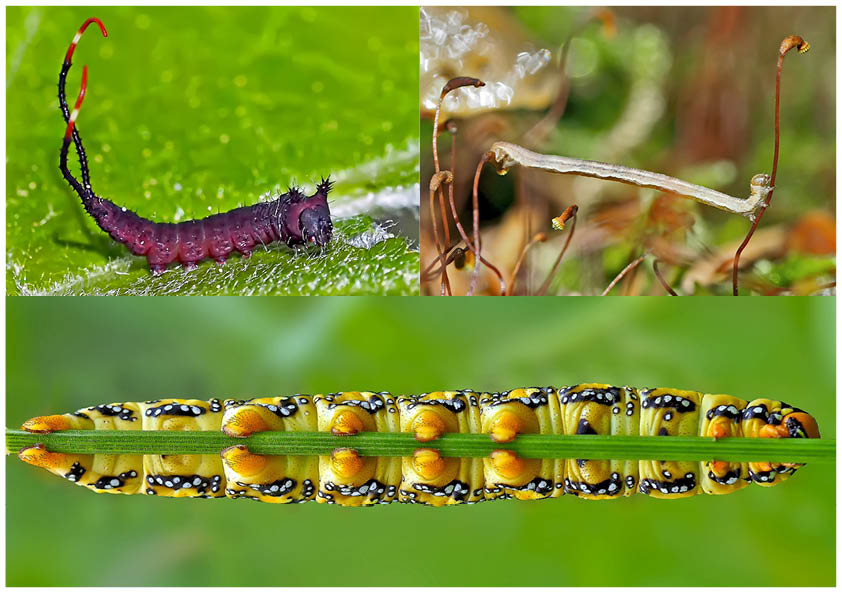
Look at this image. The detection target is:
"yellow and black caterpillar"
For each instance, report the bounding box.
[17,384,819,506]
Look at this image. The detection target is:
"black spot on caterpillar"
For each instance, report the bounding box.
[16,386,820,506]
[58,18,333,275]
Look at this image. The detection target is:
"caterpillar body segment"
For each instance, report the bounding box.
[142,399,226,498]
[398,391,485,505]
[481,388,562,501]
[700,394,750,496]
[740,399,812,486]
[17,386,820,506]
[559,384,640,499]
[638,388,704,499]
[315,392,401,505]
[221,396,317,437]
[221,396,318,502]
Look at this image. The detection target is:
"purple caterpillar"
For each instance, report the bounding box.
[59,18,333,275]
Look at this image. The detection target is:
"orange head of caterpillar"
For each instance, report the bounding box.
[783,410,820,439]
[756,408,820,472]
[758,409,820,440]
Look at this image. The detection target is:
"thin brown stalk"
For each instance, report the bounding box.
[469,152,494,295]
[432,78,482,172]
[428,171,453,295]
[446,177,507,295]
[436,186,452,295]
[601,255,646,296]
[732,35,810,295]
[507,233,548,296]
[537,205,579,296]
[431,78,484,296]
[434,121,458,294]
[442,120,457,251]
[653,259,678,296]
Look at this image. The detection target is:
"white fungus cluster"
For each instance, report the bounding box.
[420,7,552,115]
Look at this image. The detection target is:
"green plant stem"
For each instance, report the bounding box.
[5,429,834,463]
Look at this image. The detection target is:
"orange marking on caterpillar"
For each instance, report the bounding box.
[220,444,268,475]
[21,415,71,434]
[17,444,67,470]
[330,410,365,436]
[330,448,364,479]
[411,448,446,480]
[222,409,270,438]
[488,410,523,444]
[488,449,526,479]
[411,410,447,442]
[709,422,728,440]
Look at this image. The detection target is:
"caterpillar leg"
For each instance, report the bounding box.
[221,396,314,437]
[398,392,484,505]
[480,388,560,500]
[559,384,639,499]
[638,388,703,498]
[315,392,400,505]
[141,399,226,497]
[484,448,550,500]
[220,396,319,502]
[221,445,317,503]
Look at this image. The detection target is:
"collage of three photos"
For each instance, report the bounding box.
[4,5,836,588]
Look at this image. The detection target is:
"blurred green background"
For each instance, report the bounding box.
[6,297,834,586]
[6,6,420,295]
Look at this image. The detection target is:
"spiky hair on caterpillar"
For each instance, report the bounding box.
[15,385,820,507]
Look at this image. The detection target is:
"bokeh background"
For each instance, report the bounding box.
[7,6,420,295]
[6,297,834,586]
[420,6,835,295]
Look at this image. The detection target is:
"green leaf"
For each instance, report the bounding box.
[755,253,836,288]
[7,6,420,295]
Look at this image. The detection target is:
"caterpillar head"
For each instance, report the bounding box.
[280,178,333,247]
[758,409,821,439]
[783,410,821,439]
[299,203,332,247]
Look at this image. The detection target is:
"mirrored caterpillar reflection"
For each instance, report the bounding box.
[59,18,333,275]
[17,385,819,506]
